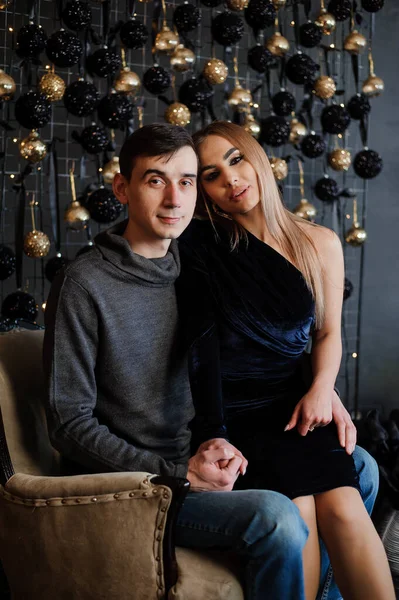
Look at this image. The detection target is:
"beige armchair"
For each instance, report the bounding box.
[0,329,243,600]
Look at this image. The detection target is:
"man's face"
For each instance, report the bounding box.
[113,146,198,245]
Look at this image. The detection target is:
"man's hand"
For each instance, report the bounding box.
[187,442,245,492]
[284,386,333,436]
[197,438,248,475]
[331,390,356,455]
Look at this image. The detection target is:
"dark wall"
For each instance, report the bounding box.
[359,1,399,416]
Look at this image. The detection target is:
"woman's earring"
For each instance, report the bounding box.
[212,203,233,220]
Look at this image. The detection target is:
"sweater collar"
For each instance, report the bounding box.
[95,220,180,286]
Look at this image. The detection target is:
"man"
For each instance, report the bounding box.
[44,124,378,600]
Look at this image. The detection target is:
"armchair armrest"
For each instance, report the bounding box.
[0,471,189,600]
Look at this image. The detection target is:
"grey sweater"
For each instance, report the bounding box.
[43,220,194,478]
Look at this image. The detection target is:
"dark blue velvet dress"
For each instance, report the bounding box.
[177,219,359,499]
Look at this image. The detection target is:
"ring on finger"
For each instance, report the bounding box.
[309,427,315,432]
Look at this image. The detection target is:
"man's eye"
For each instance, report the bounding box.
[149,178,163,185]
[181,180,193,187]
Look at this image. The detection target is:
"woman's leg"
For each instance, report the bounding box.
[315,487,395,600]
[293,495,320,600]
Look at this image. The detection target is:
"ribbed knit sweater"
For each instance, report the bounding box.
[43,220,194,478]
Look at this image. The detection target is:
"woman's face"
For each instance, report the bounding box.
[198,135,260,216]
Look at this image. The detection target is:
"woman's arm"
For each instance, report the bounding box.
[285,228,345,437]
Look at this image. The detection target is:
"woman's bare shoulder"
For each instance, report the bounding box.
[297,221,342,257]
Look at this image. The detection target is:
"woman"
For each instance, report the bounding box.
[177,121,394,600]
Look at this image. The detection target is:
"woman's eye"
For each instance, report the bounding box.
[204,171,218,182]
[231,154,243,165]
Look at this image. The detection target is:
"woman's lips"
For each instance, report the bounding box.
[230,186,249,201]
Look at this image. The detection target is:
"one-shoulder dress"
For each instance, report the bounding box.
[177,219,359,499]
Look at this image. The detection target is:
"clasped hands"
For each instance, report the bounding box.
[187,392,356,493]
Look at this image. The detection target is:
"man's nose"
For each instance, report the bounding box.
[164,184,182,207]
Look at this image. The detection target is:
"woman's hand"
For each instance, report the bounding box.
[284,386,333,436]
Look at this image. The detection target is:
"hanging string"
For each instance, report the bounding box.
[298,159,305,200]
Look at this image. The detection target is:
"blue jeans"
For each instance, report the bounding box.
[175,445,378,600]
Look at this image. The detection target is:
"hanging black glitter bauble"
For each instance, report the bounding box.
[344,277,353,301]
[120,19,149,49]
[245,0,276,30]
[173,4,201,33]
[45,255,69,283]
[361,0,384,12]
[247,45,275,73]
[86,188,123,224]
[260,116,290,147]
[321,104,351,134]
[272,90,296,117]
[353,149,383,179]
[15,92,52,129]
[347,93,371,120]
[64,80,100,116]
[62,1,92,31]
[2,291,38,322]
[314,176,339,202]
[0,316,17,332]
[87,47,121,78]
[16,23,47,58]
[201,0,222,6]
[80,125,109,154]
[46,29,83,68]
[299,22,323,48]
[285,53,319,85]
[0,246,16,281]
[97,94,134,129]
[327,0,352,21]
[179,77,214,113]
[143,66,171,95]
[211,12,244,46]
[301,133,326,158]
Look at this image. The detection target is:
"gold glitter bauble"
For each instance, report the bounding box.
[102,156,120,185]
[289,118,307,145]
[114,67,141,96]
[315,9,336,35]
[0,69,16,101]
[203,58,228,85]
[154,25,179,55]
[228,85,252,107]
[64,201,90,231]
[272,0,286,7]
[19,130,47,163]
[0,1,13,9]
[164,103,191,127]
[226,0,248,11]
[170,44,195,72]
[243,113,261,139]
[266,32,290,57]
[38,72,66,102]
[269,157,288,181]
[293,199,317,221]
[362,74,384,97]
[23,230,50,258]
[328,148,351,171]
[344,30,367,55]
[345,223,367,247]
[313,75,336,99]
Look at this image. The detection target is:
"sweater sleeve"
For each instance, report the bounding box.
[177,232,228,450]
[43,273,188,478]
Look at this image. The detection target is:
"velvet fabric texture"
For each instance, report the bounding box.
[177,219,359,499]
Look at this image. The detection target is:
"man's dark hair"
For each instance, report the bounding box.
[119,123,197,181]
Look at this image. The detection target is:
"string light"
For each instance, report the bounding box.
[352,353,358,358]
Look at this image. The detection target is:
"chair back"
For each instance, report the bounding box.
[0,330,60,477]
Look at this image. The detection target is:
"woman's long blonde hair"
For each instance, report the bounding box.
[192,121,325,327]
